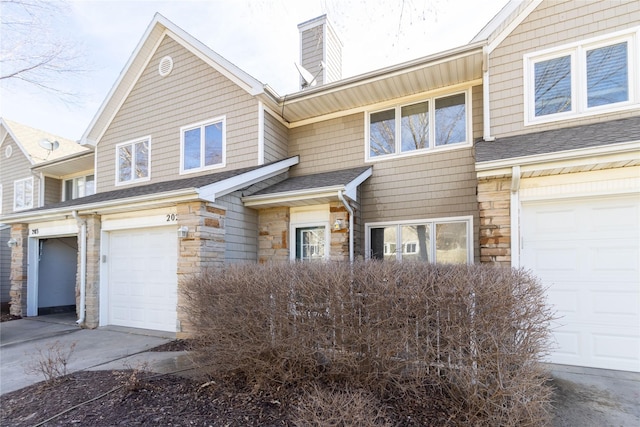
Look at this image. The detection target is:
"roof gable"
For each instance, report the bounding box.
[1,118,90,166]
[80,13,266,146]
[471,0,542,53]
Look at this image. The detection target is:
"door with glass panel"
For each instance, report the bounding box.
[295,226,326,261]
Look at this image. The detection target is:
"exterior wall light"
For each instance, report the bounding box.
[7,238,18,248]
[177,226,189,239]
[333,219,344,230]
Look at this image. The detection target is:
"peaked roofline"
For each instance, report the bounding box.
[1,118,34,165]
[80,13,267,146]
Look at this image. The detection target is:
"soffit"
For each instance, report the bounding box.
[273,45,484,124]
[32,152,95,177]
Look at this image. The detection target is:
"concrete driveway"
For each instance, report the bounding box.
[0,314,175,395]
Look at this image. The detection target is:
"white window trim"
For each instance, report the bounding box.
[63,174,95,201]
[365,215,474,264]
[13,176,34,211]
[179,116,227,175]
[524,27,639,126]
[289,222,331,261]
[114,136,151,186]
[365,88,472,162]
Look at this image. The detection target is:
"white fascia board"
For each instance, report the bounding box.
[242,188,342,208]
[476,140,640,177]
[486,0,542,54]
[344,167,373,200]
[197,156,299,202]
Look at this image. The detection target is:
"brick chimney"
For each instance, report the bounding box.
[297,15,342,89]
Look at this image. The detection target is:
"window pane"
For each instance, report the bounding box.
[534,55,572,116]
[296,227,325,261]
[15,181,24,208]
[118,145,132,182]
[435,222,467,264]
[64,179,74,201]
[85,175,95,196]
[435,94,466,146]
[76,177,86,198]
[23,179,32,207]
[402,224,430,262]
[587,42,628,108]
[370,226,397,261]
[204,122,223,166]
[184,128,201,170]
[401,102,429,152]
[370,109,395,157]
[135,141,149,178]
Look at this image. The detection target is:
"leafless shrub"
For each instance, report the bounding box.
[292,383,392,426]
[182,261,553,426]
[24,341,76,385]
[115,361,151,393]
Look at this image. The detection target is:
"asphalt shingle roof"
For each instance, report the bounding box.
[24,162,287,213]
[475,116,640,162]
[251,166,372,196]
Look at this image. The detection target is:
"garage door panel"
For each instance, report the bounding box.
[522,195,640,372]
[107,227,177,332]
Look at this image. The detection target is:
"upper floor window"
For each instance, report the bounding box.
[116,137,150,185]
[367,90,470,161]
[64,175,95,201]
[14,177,33,211]
[525,28,638,124]
[180,117,225,173]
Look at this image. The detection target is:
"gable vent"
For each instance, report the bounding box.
[5,145,12,158]
[158,56,174,77]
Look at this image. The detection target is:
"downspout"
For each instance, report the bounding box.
[72,210,87,326]
[510,166,521,268]
[482,45,495,142]
[338,190,354,263]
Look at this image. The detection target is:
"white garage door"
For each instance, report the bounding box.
[522,195,640,372]
[108,226,178,332]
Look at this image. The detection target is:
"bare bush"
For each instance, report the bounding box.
[24,341,76,384]
[182,261,553,426]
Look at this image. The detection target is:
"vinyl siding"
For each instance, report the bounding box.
[325,23,342,83]
[44,176,61,205]
[96,35,260,193]
[301,26,325,86]
[218,192,258,263]
[0,135,39,214]
[0,226,10,303]
[263,112,289,163]
[489,0,640,137]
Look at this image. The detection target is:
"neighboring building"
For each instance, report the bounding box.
[1,0,638,372]
[0,119,93,309]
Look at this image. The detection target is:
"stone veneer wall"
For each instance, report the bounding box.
[9,223,28,316]
[82,215,101,328]
[329,203,349,261]
[478,177,511,266]
[176,201,226,336]
[258,207,290,263]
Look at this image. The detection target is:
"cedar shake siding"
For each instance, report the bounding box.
[96,35,261,192]
[43,176,62,205]
[263,111,289,164]
[489,0,640,138]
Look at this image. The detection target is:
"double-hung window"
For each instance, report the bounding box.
[14,177,33,211]
[525,28,638,124]
[180,117,225,173]
[367,217,472,264]
[116,137,150,185]
[367,90,469,160]
[64,175,95,201]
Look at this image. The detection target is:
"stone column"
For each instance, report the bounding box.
[329,203,349,261]
[257,207,290,263]
[478,178,511,266]
[9,224,28,316]
[81,214,101,329]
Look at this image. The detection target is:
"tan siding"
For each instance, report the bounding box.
[263,113,288,163]
[490,0,640,137]
[472,85,484,141]
[325,25,342,83]
[289,113,364,175]
[44,177,61,205]
[96,35,260,193]
[0,135,39,213]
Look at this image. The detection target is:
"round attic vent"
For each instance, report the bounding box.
[158,56,174,77]
[5,145,12,158]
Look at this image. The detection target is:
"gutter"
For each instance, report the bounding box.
[72,210,87,327]
[338,190,355,264]
[482,45,495,142]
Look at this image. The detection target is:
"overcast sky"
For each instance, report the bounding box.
[0,0,508,141]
